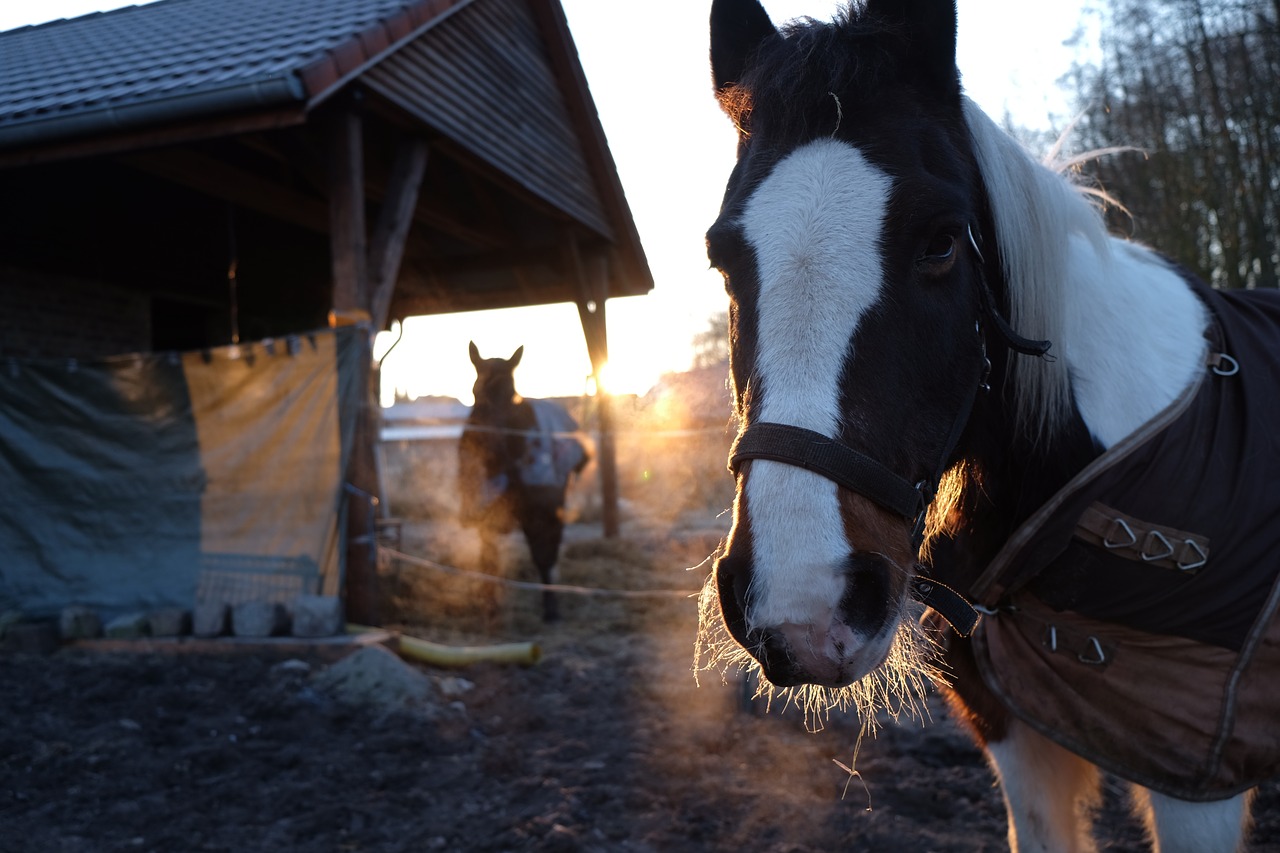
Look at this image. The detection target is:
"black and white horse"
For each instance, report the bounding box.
[702,1,1280,850]
[459,342,587,622]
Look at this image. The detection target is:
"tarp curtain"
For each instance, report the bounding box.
[0,327,362,617]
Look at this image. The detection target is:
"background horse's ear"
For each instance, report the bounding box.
[508,346,524,369]
[866,0,959,98]
[469,340,482,367]
[710,0,778,96]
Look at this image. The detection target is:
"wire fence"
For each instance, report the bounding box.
[380,545,703,601]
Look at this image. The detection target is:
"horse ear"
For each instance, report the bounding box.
[710,0,778,96]
[508,346,524,369]
[468,340,481,367]
[866,0,959,97]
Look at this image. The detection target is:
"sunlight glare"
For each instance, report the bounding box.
[592,358,663,398]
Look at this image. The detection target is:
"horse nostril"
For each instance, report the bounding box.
[838,551,896,636]
[714,549,753,638]
[749,627,806,687]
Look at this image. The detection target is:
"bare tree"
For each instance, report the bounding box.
[691,312,730,369]
[1067,0,1279,288]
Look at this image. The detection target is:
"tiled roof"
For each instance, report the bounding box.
[0,0,464,148]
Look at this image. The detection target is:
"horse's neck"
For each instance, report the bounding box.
[1055,235,1209,450]
[467,399,532,473]
[473,396,530,427]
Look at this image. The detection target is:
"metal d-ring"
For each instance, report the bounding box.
[1177,539,1209,572]
[1212,353,1240,376]
[1078,636,1107,665]
[1141,529,1175,562]
[1103,517,1137,549]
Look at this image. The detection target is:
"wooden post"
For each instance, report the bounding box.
[369,139,429,331]
[327,107,379,626]
[568,241,619,538]
[328,110,368,319]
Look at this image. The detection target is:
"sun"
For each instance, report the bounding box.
[592,358,663,398]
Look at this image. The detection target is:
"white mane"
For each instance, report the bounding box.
[961,97,1114,440]
[963,99,1211,449]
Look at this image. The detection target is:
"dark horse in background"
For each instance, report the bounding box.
[702,0,1280,850]
[459,342,587,621]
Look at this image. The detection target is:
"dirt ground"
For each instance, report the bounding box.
[3,521,1279,853]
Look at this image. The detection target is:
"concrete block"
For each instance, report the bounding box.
[147,608,191,637]
[104,612,150,639]
[291,594,343,638]
[59,606,102,640]
[193,602,229,638]
[231,601,289,637]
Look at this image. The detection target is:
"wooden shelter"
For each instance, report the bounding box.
[0,0,652,623]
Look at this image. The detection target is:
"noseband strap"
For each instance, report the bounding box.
[729,419,982,636]
[728,316,986,546]
[729,423,925,521]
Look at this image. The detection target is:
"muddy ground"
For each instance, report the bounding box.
[3,522,1279,852]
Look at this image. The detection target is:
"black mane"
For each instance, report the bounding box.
[720,7,952,144]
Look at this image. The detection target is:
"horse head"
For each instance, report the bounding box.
[705,0,1031,697]
[469,341,525,420]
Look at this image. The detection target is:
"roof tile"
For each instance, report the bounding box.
[0,0,445,134]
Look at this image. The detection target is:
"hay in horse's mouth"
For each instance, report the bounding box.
[693,567,949,733]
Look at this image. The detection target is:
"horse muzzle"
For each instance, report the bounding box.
[714,547,901,688]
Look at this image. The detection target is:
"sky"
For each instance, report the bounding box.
[0,0,1096,404]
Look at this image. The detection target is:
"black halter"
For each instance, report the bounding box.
[726,226,1050,637]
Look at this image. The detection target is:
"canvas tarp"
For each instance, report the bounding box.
[0,327,363,617]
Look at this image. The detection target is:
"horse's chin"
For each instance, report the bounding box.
[695,570,946,731]
[761,620,896,688]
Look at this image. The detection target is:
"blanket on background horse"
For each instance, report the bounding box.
[458,399,587,528]
[521,400,588,489]
[962,279,1280,801]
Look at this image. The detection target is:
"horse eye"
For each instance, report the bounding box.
[917,231,958,275]
[924,233,956,259]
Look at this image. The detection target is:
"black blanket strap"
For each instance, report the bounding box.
[910,575,981,637]
[728,422,925,521]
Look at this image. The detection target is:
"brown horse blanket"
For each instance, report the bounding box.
[965,280,1280,801]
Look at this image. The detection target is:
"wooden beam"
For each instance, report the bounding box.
[368,138,429,330]
[0,107,307,170]
[567,236,620,538]
[327,109,368,316]
[391,288,576,317]
[417,245,560,277]
[325,107,379,626]
[126,135,506,256]
[119,148,329,233]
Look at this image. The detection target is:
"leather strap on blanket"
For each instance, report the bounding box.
[1074,502,1210,574]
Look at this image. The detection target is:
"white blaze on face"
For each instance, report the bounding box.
[738,138,893,630]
